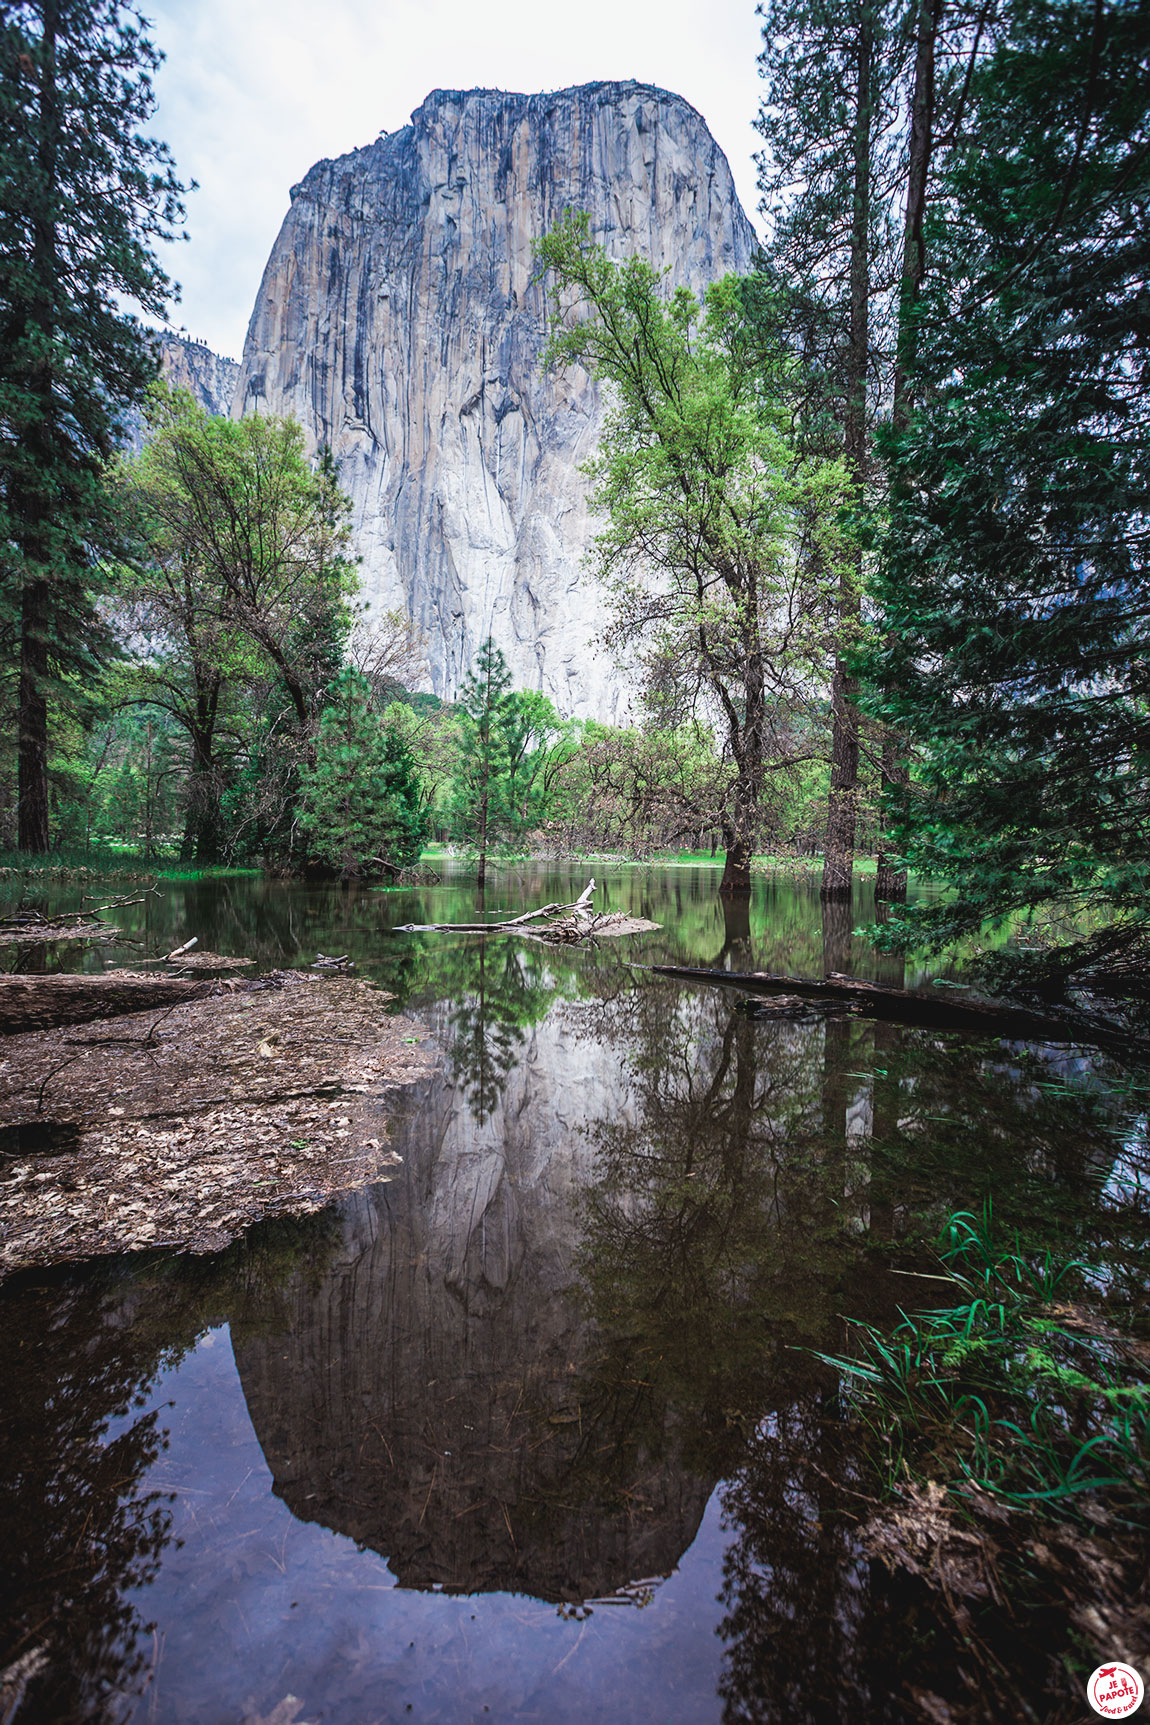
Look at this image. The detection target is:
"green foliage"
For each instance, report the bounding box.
[755,0,907,449]
[446,942,560,1124]
[445,637,511,879]
[443,637,580,871]
[297,666,428,876]
[114,389,362,863]
[863,0,1150,986]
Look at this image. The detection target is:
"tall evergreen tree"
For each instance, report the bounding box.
[0,0,186,850]
[297,665,427,878]
[756,0,907,898]
[867,0,1150,990]
[450,637,514,889]
[756,0,999,899]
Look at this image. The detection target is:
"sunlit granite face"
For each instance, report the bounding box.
[233,82,757,720]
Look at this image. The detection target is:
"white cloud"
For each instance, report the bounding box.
[145,0,765,359]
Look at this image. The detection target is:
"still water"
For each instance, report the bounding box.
[0,865,1145,1723]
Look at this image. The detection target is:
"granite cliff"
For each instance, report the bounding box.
[235,82,756,718]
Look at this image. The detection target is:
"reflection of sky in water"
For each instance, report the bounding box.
[116,1328,726,1724]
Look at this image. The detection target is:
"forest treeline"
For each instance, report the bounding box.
[2,0,1148,990]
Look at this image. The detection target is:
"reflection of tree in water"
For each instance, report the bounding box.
[446,941,558,1123]
[0,1215,341,1723]
[716,1406,904,1725]
[573,959,1146,1719]
[576,979,866,1489]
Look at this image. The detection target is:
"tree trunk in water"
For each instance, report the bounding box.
[714,893,752,968]
[476,784,488,890]
[823,667,860,900]
[821,893,854,978]
[18,580,51,853]
[874,0,944,893]
[822,8,873,903]
[868,1019,899,1240]
[875,733,908,901]
[720,836,753,896]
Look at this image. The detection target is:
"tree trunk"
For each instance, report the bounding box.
[821,893,854,978]
[0,973,211,1036]
[822,6,874,902]
[875,0,944,893]
[893,0,943,420]
[181,683,224,864]
[822,665,860,899]
[874,733,909,901]
[17,580,51,853]
[476,783,488,889]
[720,835,753,896]
[16,11,60,855]
[643,962,1140,1051]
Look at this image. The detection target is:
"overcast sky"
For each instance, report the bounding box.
[145,0,766,360]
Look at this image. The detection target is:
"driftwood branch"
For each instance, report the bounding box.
[394,878,595,934]
[635,963,1141,1051]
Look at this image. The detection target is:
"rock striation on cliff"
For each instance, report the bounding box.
[235,82,756,718]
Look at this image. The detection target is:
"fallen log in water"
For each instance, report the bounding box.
[393,878,596,934]
[0,971,214,1035]
[636,963,1139,1049]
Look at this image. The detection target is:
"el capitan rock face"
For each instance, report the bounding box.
[235,82,756,718]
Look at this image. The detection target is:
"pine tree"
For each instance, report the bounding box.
[756,0,907,898]
[449,637,514,889]
[756,0,998,899]
[0,1,187,850]
[297,666,428,877]
[867,0,1150,990]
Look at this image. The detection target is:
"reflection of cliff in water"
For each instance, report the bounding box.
[233,997,717,1603]
[233,949,1138,1622]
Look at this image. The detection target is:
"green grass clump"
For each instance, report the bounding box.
[819,1202,1150,1514]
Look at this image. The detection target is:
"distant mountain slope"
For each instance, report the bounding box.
[119,333,239,454]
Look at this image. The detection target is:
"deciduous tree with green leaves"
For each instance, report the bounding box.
[117,392,359,858]
[538,217,851,894]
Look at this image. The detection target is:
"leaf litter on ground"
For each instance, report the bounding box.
[0,970,435,1273]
